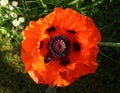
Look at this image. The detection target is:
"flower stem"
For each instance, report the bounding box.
[45,86,57,93]
[98,42,120,47]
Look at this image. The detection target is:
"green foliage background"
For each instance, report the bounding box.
[0,0,120,93]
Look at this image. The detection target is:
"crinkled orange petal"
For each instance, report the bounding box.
[23,29,40,40]
[39,61,62,87]
[39,38,50,57]
[22,39,38,53]
[53,8,87,31]
[23,21,41,38]
[89,46,99,61]
[21,49,34,71]
[54,69,78,87]
[53,8,64,29]
[31,47,46,71]
[66,62,98,80]
[55,74,71,87]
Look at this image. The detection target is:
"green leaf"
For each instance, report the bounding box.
[68,0,79,5]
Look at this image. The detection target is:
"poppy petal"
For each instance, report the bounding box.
[21,49,34,71]
[39,61,62,87]
[66,62,98,80]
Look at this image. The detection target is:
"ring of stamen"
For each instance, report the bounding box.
[52,39,66,53]
[48,35,71,57]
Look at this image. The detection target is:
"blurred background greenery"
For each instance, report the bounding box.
[0,0,120,93]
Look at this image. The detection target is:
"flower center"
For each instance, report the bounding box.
[52,39,66,53]
[48,35,71,57]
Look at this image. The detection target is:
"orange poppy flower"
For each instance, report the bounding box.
[21,7,101,87]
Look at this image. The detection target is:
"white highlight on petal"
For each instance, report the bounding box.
[28,70,39,84]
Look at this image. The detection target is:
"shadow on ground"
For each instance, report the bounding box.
[0,50,46,93]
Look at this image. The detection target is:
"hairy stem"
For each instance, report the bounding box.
[98,42,120,47]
